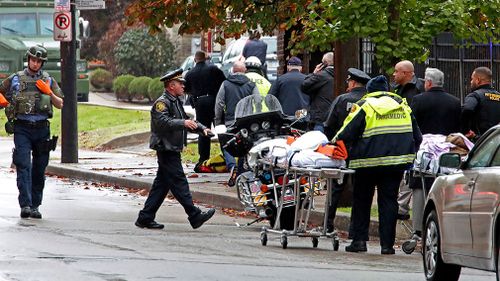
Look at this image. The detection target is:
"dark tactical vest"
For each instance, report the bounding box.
[471,87,500,134]
[9,71,53,119]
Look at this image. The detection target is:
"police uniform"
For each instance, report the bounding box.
[136,69,215,230]
[335,76,422,254]
[323,68,370,233]
[184,59,225,165]
[461,84,500,136]
[0,45,63,219]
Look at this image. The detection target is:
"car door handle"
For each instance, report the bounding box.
[465,180,475,190]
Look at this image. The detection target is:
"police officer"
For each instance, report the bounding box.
[324,68,371,139]
[323,68,370,233]
[135,68,215,230]
[184,51,226,170]
[334,75,422,254]
[245,56,271,98]
[0,45,63,219]
[461,66,500,139]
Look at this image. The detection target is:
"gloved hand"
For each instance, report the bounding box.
[36,79,53,96]
[0,93,9,107]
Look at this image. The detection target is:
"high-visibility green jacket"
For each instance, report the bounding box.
[245,72,271,97]
[334,91,422,169]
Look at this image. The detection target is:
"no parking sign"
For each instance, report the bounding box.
[53,12,72,42]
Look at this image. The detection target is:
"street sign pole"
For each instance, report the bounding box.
[60,0,78,163]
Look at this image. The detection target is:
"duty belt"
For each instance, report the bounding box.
[14,119,49,128]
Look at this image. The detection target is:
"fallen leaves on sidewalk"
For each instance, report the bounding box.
[221,208,256,218]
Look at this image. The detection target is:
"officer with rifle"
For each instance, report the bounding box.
[0,45,63,219]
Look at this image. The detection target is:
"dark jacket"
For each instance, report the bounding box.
[461,84,500,135]
[301,66,335,124]
[214,73,258,126]
[184,61,226,100]
[242,39,267,65]
[149,92,206,152]
[410,87,461,135]
[394,76,424,105]
[268,69,309,116]
[324,86,367,139]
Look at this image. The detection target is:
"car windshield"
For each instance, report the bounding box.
[0,13,52,36]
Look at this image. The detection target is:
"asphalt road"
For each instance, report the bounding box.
[0,138,496,281]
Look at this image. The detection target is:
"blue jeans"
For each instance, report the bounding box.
[13,124,50,208]
[313,123,325,133]
[222,149,244,174]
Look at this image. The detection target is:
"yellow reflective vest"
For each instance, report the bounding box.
[334,91,422,169]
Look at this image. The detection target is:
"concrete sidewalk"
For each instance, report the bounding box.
[45,145,412,239]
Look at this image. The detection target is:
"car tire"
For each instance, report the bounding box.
[423,210,461,281]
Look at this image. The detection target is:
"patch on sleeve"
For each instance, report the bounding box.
[350,103,359,113]
[155,101,167,112]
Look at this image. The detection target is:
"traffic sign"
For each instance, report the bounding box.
[53,12,72,42]
[76,0,105,10]
[54,0,70,11]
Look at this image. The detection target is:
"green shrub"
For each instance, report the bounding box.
[112,74,135,101]
[90,68,113,91]
[128,76,152,101]
[148,78,164,101]
[114,28,175,77]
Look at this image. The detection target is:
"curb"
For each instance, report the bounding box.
[46,163,411,239]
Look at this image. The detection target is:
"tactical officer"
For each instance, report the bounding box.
[135,68,215,230]
[461,66,500,139]
[0,45,63,219]
[334,75,422,254]
[323,68,370,233]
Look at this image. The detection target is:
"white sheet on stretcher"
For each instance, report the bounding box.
[246,130,345,169]
[414,133,469,175]
[289,150,346,168]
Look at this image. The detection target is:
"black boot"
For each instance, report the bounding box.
[345,241,367,252]
[189,208,215,229]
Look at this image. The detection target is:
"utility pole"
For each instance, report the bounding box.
[60,0,78,163]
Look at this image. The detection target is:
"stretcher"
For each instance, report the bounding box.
[401,151,458,254]
[259,162,354,250]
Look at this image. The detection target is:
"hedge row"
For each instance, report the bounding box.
[90,68,165,102]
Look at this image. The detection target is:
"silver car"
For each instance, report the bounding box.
[423,125,500,281]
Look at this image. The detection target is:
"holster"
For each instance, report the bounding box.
[33,135,58,156]
[4,120,14,134]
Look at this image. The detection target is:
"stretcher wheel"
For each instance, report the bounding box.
[280,234,288,249]
[312,237,319,248]
[402,239,416,254]
[333,238,340,251]
[260,232,268,246]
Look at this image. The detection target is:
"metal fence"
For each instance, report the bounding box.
[360,33,500,103]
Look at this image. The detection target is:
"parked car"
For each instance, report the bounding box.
[208,52,222,68]
[220,36,278,82]
[180,55,195,76]
[422,125,500,281]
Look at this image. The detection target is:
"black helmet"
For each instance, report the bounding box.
[26,45,48,61]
